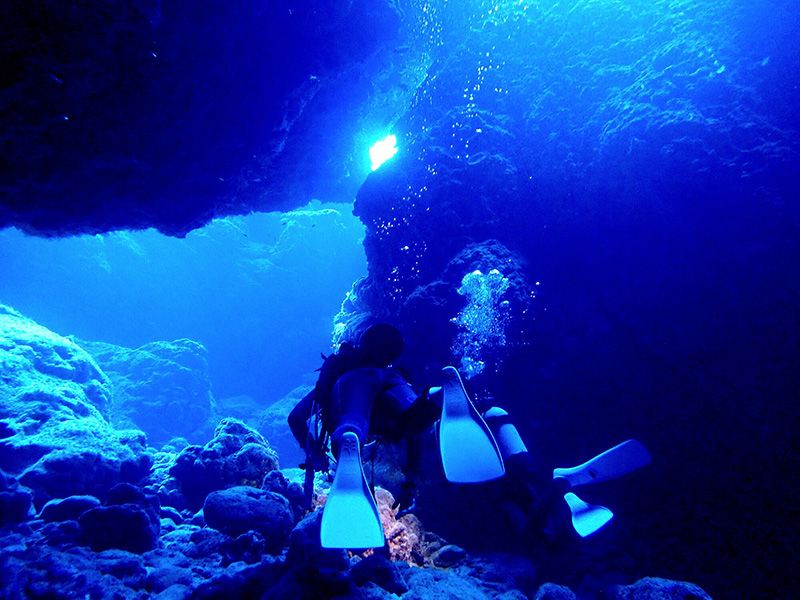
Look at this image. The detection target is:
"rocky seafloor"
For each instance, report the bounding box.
[0,304,712,599]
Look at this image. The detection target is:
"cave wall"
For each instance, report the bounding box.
[0,0,427,236]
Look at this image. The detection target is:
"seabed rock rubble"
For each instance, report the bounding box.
[0,306,712,598]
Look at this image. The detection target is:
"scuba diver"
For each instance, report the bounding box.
[287,323,440,547]
[288,323,651,549]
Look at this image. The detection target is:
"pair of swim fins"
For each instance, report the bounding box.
[554,439,652,537]
[320,366,504,549]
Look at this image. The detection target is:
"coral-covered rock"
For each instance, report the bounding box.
[399,564,497,600]
[374,487,425,564]
[186,527,230,559]
[459,553,537,597]
[160,506,183,524]
[147,449,186,510]
[147,565,194,594]
[203,486,293,552]
[168,418,279,510]
[221,530,267,566]
[262,469,306,522]
[95,549,148,589]
[613,577,712,600]
[76,483,160,553]
[37,519,83,547]
[0,305,152,507]
[79,338,217,446]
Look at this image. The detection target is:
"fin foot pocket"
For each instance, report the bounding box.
[563,492,613,537]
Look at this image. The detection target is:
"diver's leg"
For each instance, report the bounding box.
[322,368,385,549]
[330,368,382,450]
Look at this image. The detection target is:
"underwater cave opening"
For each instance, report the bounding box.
[0,201,367,414]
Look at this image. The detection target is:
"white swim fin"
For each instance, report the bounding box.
[439,366,505,483]
[320,431,385,549]
[553,439,651,487]
[563,492,614,537]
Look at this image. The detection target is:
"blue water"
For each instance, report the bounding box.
[0,203,366,403]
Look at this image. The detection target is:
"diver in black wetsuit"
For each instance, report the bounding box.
[287,323,439,520]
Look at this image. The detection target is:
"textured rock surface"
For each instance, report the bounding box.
[614,577,712,600]
[78,338,217,446]
[0,305,151,507]
[203,486,293,552]
[166,418,279,510]
[79,483,161,554]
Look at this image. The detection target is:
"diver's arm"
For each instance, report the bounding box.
[398,386,442,436]
[287,390,315,448]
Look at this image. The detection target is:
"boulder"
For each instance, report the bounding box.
[80,503,159,554]
[430,544,467,568]
[0,305,152,508]
[39,495,101,522]
[168,418,279,510]
[614,577,712,600]
[203,486,293,553]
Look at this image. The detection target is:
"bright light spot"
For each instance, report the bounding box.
[369,134,398,171]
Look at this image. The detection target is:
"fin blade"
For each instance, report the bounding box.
[563,492,614,537]
[320,432,384,549]
[439,366,505,483]
[553,439,651,487]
